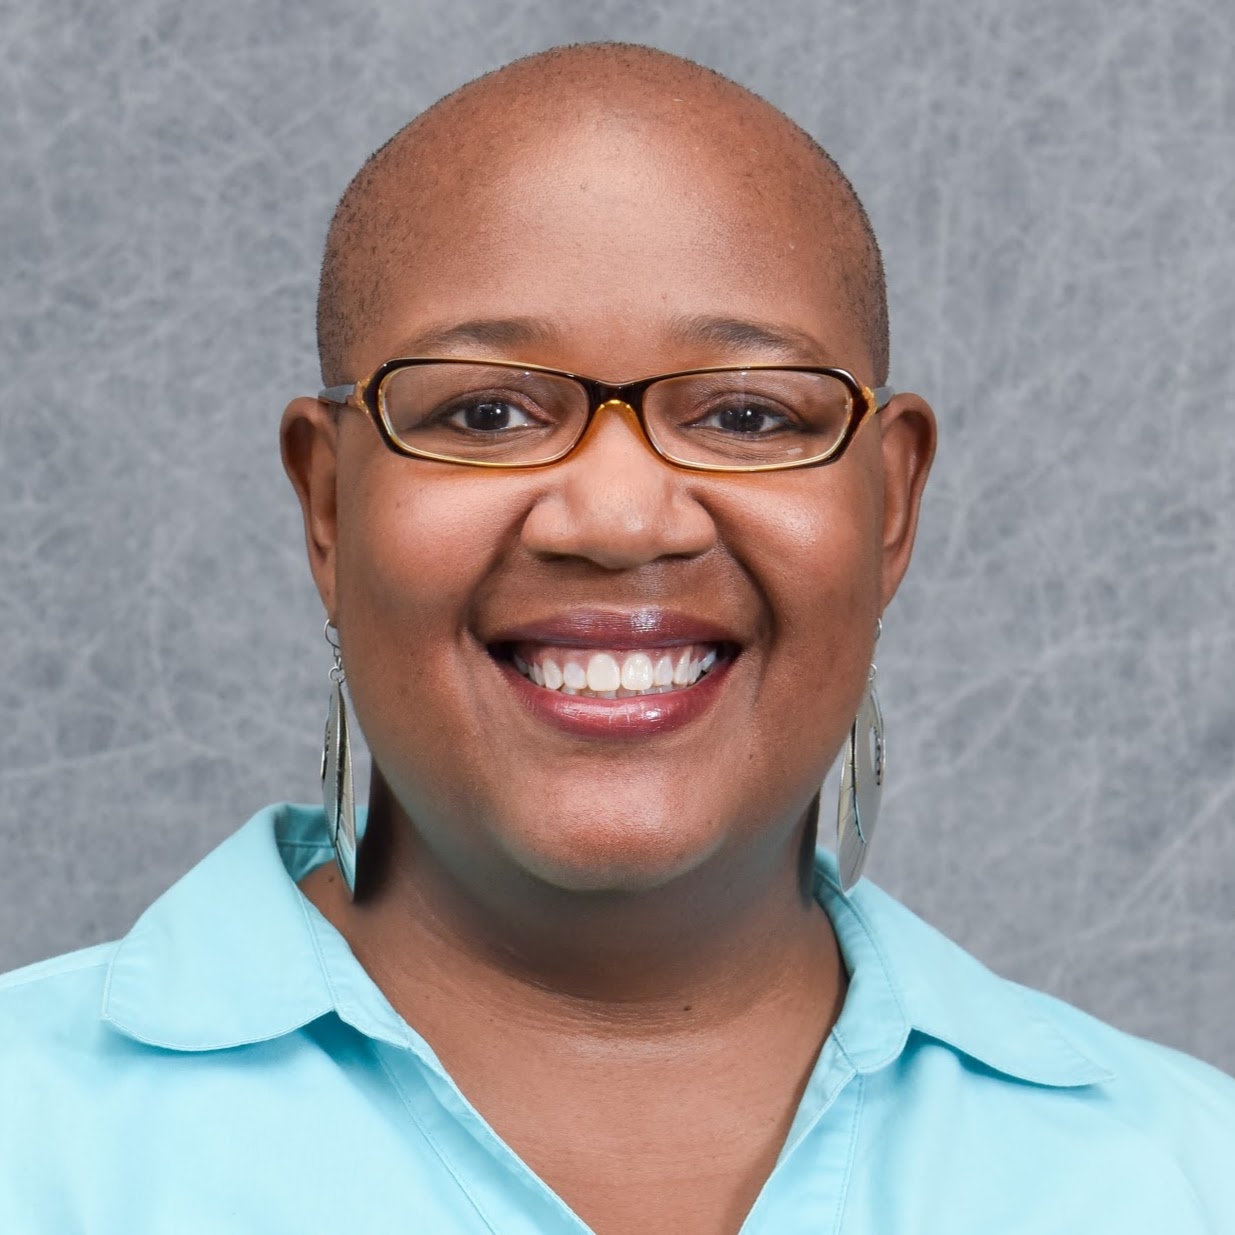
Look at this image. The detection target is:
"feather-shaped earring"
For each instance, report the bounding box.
[321,621,357,896]
[836,620,885,893]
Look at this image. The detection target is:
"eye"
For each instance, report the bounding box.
[442,397,541,433]
[693,401,793,435]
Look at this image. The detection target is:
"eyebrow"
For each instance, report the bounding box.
[386,313,831,366]
[390,317,558,357]
[666,314,833,362]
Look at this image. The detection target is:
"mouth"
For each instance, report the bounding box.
[482,610,744,738]
[496,641,733,698]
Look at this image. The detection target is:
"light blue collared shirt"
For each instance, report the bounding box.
[2,803,1233,1232]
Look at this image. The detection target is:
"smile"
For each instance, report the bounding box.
[510,643,722,698]
[483,610,742,738]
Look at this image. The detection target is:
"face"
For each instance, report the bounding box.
[284,108,934,899]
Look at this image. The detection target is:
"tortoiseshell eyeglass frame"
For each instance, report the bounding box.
[317,357,895,474]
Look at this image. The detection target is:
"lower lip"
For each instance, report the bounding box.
[496,654,733,739]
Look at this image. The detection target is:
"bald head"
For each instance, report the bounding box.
[316,43,889,385]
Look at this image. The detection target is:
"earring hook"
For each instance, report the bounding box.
[324,620,344,682]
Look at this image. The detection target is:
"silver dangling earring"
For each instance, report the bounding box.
[321,621,357,896]
[836,618,885,893]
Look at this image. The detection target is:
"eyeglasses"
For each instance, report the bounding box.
[318,358,894,473]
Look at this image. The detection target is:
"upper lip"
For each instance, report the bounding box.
[483,607,744,649]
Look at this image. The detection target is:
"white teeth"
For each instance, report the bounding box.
[620,652,654,692]
[542,658,564,690]
[672,648,693,686]
[653,655,675,687]
[586,652,621,693]
[513,643,724,697]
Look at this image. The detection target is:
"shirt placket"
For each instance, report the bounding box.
[738,1047,865,1235]
[369,1035,597,1235]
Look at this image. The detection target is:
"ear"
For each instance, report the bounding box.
[876,392,937,610]
[280,396,342,619]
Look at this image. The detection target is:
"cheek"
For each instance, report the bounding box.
[336,460,509,632]
[330,458,516,748]
[733,464,883,752]
[745,460,881,627]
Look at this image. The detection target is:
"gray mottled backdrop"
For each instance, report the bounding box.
[2,0,1232,1072]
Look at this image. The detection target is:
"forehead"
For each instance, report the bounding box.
[348,101,864,375]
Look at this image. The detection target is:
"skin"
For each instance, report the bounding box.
[282,49,935,1235]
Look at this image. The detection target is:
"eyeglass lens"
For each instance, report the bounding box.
[377,362,855,467]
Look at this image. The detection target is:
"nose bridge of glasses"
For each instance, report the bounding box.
[570,388,661,460]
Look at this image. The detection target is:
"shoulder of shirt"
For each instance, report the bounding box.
[0,945,120,1158]
[839,871,1235,1149]
[845,875,1235,1222]
[1011,975,1235,1117]
[0,942,117,1040]
[1022,985,1235,1219]
[0,941,116,997]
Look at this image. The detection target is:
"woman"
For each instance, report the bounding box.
[2,44,1232,1234]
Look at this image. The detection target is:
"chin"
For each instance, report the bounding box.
[497,810,724,895]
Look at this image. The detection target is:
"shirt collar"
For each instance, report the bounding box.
[816,859,1114,1087]
[102,803,412,1052]
[101,804,1113,1087]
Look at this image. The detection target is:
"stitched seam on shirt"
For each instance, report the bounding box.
[97,894,334,1051]
[99,933,130,1016]
[96,1013,329,1053]
[814,876,913,1068]
[1005,984,1115,1081]
[840,908,910,1029]
[815,870,912,1025]
[0,950,112,995]
[296,892,422,1055]
[368,1042,504,1235]
[819,867,1108,1086]
[832,1034,861,1076]
[828,1072,864,1235]
[296,889,344,1009]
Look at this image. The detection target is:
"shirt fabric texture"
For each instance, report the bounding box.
[1,802,1233,1233]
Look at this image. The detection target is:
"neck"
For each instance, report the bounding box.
[301,770,846,1039]
[301,773,847,1235]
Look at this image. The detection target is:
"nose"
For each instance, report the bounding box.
[519,400,717,571]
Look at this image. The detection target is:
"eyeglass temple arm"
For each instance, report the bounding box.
[319,384,358,406]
